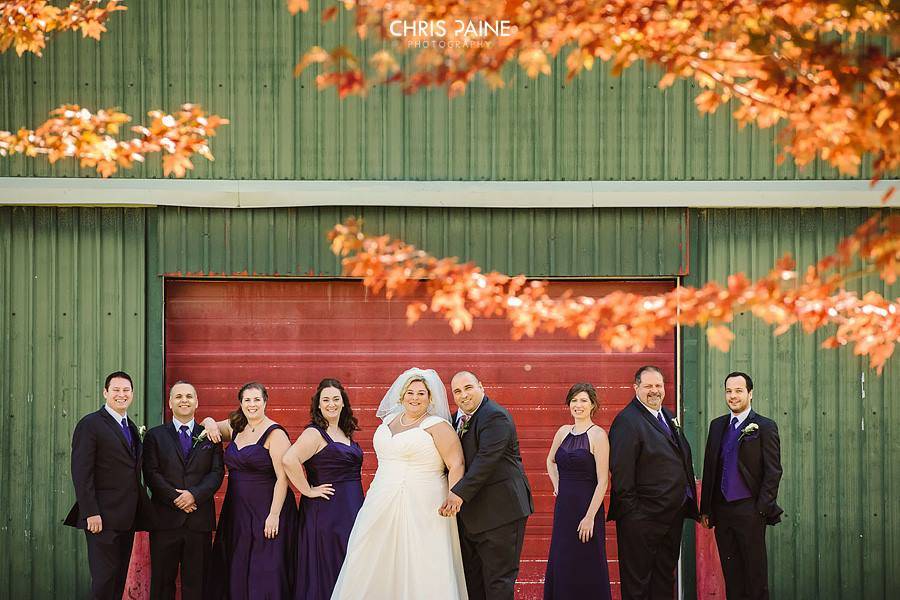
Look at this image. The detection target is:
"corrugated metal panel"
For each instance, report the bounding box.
[682,207,900,599]
[0,0,885,181]
[152,206,688,276]
[0,207,146,599]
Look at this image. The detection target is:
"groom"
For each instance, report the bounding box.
[442,371,533,600]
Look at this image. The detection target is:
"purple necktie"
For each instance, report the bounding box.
[179,425,192,459]
[656,412,673,439]
[120,418,134,450]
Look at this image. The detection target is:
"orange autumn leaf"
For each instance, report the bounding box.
[0,104,229,177]
[286,0,309,15]
[706,325,736,353]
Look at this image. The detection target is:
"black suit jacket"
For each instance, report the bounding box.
[700,410,783,526]
[64,407,151,531]
[608,397,699,523]
[451,396,534,534]
[142,422,225,532]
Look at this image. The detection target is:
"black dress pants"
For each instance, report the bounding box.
[458,517,527,600]
[84,528,135,600]
[616,513,684,600]
[149,528,212,600]
[713,498,769,600]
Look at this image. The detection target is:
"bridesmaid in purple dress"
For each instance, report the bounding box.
[544,382,612,600]
[201,382,298,599]
[283,378,364,600]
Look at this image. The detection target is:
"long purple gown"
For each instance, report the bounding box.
[211,423,298,599]
[294,424,364,600]
[544,427,612,600]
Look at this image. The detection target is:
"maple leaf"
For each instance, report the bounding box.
[79,20,106,41]
[286,0,309,15]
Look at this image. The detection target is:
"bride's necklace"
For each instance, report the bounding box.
[399,412,426,427]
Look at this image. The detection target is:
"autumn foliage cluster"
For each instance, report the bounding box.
[0,0,125,56]
[329,214,900,372]
[0,104,229,177]
[290,0,899,178]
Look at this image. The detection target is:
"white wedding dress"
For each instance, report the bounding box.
[331,413,468,600]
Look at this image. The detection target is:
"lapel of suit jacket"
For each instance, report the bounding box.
[185,423,206,466]
[710,414,729,455]
[632,398,679,449]
[166,422,188,466]
[736,410,760,486]
[99,407,135,458]
[738,410,758,445]
[462,396,490,450]
[128,417,143,463]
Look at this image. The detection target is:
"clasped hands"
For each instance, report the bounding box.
[174,489,197,513]
[438,492,463,517]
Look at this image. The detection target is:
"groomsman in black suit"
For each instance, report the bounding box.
[441,371,534,600]
[65,370,150,600]
[608,365,699,600]
[700,372,783,600]
[143,381,224,600]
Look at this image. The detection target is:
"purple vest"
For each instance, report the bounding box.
[719,418,753,502]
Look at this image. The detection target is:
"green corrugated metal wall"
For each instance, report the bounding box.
[2,205,896,598]
[0,0,885,181]
[682,208,900,599]
[0,207,146,598]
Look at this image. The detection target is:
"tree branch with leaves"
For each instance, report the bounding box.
[290,0,898,178]
[0,104,229,177]
[0,0,126,56]
[328,214,899,373]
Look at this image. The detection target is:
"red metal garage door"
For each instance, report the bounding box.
[164,278,677,600]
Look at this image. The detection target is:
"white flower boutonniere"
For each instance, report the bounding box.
[739,422,759,440]
[671,417,681,431]
[192,429,209,448]
[137,425,147,442]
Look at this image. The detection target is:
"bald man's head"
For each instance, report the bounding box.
[451,371,484,414]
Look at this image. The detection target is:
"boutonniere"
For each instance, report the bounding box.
[739,422,759,440]
[457,414,472,437]
[671,417,681,431]
[137,425,147,442]
[192,429,209,448]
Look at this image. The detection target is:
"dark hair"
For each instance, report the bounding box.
[565,382,598,415]
[230,382,269,435]
[105,371,133,390]
[634,365,664,385]
[724,371,754,391]
[310,378,360,439]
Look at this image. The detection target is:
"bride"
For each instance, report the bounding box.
[331,368,468,600]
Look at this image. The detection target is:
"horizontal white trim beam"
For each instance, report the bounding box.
[0,178,896,208]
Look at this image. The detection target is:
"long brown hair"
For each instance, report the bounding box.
[230,382,268,435]
[310,378,360,439]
